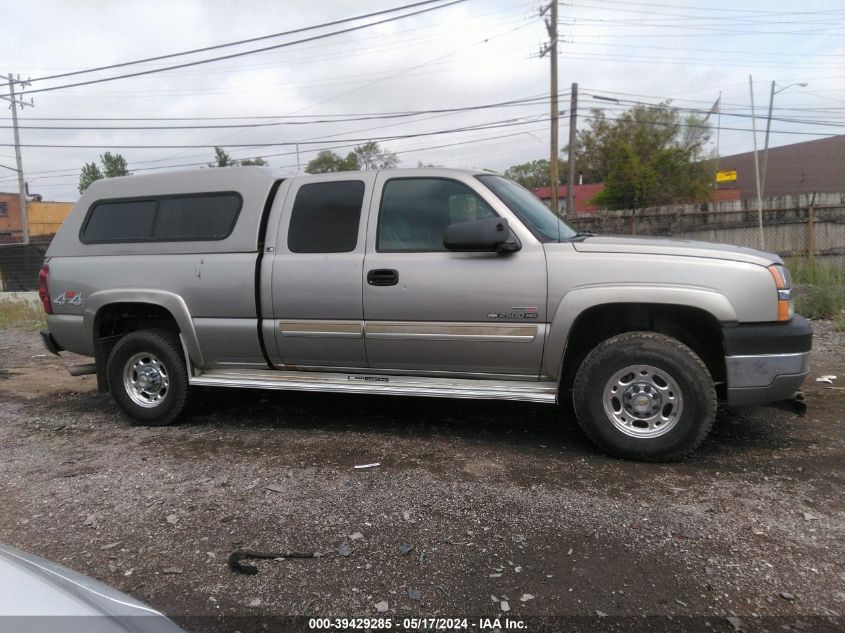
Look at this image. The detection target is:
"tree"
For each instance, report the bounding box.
[573,111,614,184]
[78,162,103,193]
[100,152,130,178]
[305,150,358,174]
[503,159,552,189]
[351,141,398,170]
[78,152,130,193]
[577,103,713,209]
[239,157,267,166]
[210,146,237,167]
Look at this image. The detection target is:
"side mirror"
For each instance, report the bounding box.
[443,217,520,252]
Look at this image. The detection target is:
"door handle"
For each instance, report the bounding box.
[367,269,399,286]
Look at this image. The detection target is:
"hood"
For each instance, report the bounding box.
[566,235,779,267]
[0,543,186,632]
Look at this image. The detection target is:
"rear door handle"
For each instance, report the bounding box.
[367,269,399,286]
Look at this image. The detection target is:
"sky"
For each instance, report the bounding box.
[1,0,843,200]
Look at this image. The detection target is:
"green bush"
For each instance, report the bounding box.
[787,257,845,319]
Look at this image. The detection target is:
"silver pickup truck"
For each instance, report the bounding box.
[38,167,812,461]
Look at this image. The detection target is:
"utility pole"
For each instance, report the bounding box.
[3,74,33,244]
[749,75,764,250]
[762,80,807,199]
[714,90,722,181]
[761,80,775,200]
[566,83,577,218]
[540,0,559,215]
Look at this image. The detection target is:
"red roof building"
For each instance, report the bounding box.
[531,183,605,215]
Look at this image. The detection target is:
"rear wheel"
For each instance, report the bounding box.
[572,331,715,461]
[107,329,189,426]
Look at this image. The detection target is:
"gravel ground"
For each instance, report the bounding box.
[0,322,843,633]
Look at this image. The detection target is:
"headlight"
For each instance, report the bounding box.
[768,264,794,321]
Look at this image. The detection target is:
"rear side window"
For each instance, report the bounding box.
[81,193,241,243]
[288,181,365,253]
[155,195,241,240]
[82,199,157,242]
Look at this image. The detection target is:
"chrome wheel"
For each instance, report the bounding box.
[123,352,169,408]
[602,364,683,438]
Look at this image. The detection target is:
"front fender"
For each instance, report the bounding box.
[84,289,204,367]
[542,284,737,379]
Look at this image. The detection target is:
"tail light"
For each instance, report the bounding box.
[38,264,53,315]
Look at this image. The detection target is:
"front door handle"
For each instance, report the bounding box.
[367,269,399,286]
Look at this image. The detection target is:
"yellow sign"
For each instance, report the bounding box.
[716,169,737,183]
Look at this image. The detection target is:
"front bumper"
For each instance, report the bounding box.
[722,315,812,406]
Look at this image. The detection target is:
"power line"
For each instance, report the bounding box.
[8,125,553,189]
[583,0,845,17]
[13,0,467,97]
[2,96,553,130]
[46,3,535,84]
[0,114,552,150]
[16,0,457,85]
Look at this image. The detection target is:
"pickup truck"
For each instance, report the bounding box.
[38,167,812,461]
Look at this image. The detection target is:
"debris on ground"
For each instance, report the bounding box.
[726,616,744,631]
[399,543,414,555]
[520,593,535,602]
[336,543,352,557]
[354,463,380,469]
[500,600,510,612]
[374,600,388,613]
[162,567,183,575]
[228,549,318,575]
[408,587,422,601]
[350,532,364,541]
[815,375,837,384]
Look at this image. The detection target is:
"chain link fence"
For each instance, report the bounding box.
[0,238,50,292]
[2,195,844,292]
[567,199,845,258]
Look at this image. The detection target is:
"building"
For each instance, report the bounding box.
[0,193,74,243]
[532,183,606,215]
[717,135,845,200]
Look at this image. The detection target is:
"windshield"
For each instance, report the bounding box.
[476,175,577,241]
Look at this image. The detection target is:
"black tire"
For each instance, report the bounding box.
[106,329,189,426]
[572,331,716,462]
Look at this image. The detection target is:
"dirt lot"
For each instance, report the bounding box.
[0,322,843,632]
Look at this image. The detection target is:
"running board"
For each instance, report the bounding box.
[189,368,558,404]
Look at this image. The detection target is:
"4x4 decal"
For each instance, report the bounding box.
[53,290,83,307]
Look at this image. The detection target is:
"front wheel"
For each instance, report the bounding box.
[106,329,189,426]
[572,332,716,461]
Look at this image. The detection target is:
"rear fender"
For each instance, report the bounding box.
[85,289,204,368]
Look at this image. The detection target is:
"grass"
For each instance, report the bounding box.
[787,256,845,320]
[0,298,48,331]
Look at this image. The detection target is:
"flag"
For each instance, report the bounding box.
[702,95,721,123]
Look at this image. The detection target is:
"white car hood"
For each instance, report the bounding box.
[0,544,185,632]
